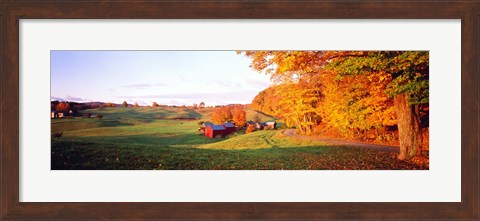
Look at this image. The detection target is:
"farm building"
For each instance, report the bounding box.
[58,112,65,118]
[264,122,276,130]
[205,125,227,138]
[198,122,214,134]
[51,111,58,118]
[222,122,236,133]
[202,122,214,128]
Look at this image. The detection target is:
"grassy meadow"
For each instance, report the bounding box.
[52,107,426,170]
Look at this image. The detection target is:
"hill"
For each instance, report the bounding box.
[81,106,276,124]
[198,130,327,150]
[51,105,426,170]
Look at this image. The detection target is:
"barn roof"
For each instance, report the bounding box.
[203,122,214,127]
[208,125,226,130]
[222,122,235,128]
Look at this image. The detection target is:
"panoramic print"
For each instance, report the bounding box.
[51,51,429,170]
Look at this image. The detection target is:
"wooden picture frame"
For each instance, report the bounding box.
[1,0,478,220]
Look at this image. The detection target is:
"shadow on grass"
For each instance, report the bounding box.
[51,136,428,170]
[184,109,202,118]
[98,120,134,127]
[71,133,211,146]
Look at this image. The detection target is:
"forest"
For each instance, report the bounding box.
[239,51,429,163]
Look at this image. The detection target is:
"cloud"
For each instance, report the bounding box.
[50,96,66,101]
[118,90,258,100]
[65,95,86,102]
[117,90,261,105]
[122,83,165,90]
[51,95,90,102]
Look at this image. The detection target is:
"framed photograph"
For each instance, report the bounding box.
[1,1,478,220]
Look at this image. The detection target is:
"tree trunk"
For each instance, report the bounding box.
[394,94,423,160]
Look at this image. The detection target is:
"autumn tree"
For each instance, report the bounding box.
[56,102,70,112]
[199,102,205,108]
[232,107,247,127]
[51,101,58,111]
[103,102,115,107]
[243,51,323,135]
[251,85,283,117]
[152,102,159,107]
[211,106,233,124]
[239,51,429,161]
[133,102,139,107]
[318,70,396,138]
[122,101,128,107]
[324,51,429,160]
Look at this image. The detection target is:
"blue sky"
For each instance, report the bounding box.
[51,51,272,106]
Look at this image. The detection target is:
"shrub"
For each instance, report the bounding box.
[103,103,115,107]
[246,125,255,134]
[96,114,103,119]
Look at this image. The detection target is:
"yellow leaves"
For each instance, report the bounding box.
[232,107,247,127]
[211,106,233,124]
[319,70,397,136]
[242,51,418,140]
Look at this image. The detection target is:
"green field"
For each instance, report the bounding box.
[51,107,426,170]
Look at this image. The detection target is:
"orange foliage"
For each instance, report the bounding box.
[232,107,247,127]
[240,51,414,138]
[318,70,396,138]
[240,51,429,162]
[103,102,115,107]
[211,106,233,124]
[56,102,70,112]
[246,124,255,134]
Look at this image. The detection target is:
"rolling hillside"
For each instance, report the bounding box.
[51,106,426,170]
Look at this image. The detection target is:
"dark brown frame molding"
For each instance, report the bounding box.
[1,0,479,220]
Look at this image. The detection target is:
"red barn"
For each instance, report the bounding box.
[205,125,226,138]
[222,122,236,134]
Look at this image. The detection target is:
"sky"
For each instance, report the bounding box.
[51,51,272,106]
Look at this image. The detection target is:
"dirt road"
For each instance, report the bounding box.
[283,129,399,152]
